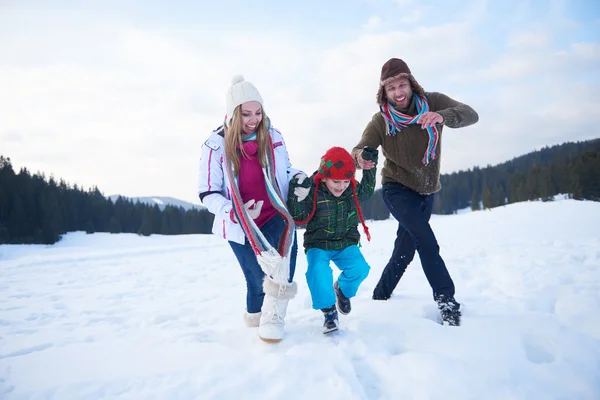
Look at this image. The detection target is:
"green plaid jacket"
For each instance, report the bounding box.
[287,166,377,252]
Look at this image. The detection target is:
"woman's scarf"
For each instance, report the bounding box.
[224,133,295,285]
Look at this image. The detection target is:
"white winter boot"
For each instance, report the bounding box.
[258,278,297,343]
[244,311,261,327]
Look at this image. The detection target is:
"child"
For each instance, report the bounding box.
[287,146,378,333]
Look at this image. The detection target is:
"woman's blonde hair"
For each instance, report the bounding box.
[224,105,271,176]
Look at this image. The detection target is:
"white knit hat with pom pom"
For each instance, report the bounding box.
[225,75,264,125]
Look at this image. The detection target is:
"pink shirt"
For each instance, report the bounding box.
[237,140,277,228]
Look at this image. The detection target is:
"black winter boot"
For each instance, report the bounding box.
[334,281,351,315]
[434,294,461,326]
[321,305,339,334]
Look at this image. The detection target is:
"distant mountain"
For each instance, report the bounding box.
[107,195,206,211]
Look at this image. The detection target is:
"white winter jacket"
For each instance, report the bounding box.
[197,125,302,245]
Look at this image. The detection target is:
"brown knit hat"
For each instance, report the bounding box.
[376,58,425,106]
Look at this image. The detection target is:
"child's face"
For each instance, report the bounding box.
[324,178,351,197]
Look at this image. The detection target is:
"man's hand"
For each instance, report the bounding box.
[417,111,443,128]
[356,148,376,170]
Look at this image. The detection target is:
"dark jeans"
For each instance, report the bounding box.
[229,214,298,313]
[373,182,455,300]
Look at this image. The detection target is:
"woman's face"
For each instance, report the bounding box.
[240,101,263,135]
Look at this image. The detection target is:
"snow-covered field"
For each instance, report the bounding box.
[1,199,599,399]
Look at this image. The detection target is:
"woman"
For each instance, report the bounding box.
[198,75,305,342]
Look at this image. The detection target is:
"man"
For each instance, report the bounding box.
[352,58,479,326]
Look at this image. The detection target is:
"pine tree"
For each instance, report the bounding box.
[508,172,527,203]
[109,216,121,234]
[160,212,171,235]
[138,207,154,236]
[85,220,95,234]
[39,190,63,244]
[7,193,27,242]
[0,156,14,243]
[572,150,600,201]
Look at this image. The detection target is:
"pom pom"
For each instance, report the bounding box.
[231,74,244,85]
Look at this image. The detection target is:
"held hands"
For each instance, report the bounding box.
[416,111,443,128]
[293,172,310,202]
[294,187,310,202]
[356,147,378,170]
[294,172,308,185]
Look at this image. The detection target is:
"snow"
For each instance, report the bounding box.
[1,199,599,399]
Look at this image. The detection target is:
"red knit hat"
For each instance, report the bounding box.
[296,147,370,241]
[315,146,357,186]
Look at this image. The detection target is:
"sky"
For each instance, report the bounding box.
[1,0,599,205]
[1,198,599,398]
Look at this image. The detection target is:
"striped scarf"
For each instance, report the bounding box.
[381,94,439,165]
[224,134,295,285]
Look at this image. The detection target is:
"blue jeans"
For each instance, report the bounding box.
[229,214,298,313]
[306,245,370,310]
[373,183,455,299]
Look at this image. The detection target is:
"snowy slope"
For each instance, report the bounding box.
[1,199,599,399]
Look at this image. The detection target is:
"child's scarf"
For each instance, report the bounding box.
[224,133,295,285]
[381,94,439,165]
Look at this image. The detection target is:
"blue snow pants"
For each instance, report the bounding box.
[306,245,370,310]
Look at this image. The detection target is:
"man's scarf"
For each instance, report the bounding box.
[224,134,295,285]
[381,94,439,165]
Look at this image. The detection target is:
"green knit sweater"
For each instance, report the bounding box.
[352,92,478,194]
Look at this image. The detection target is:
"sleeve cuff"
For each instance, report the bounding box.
[229,209,238,224]
[436,109,455,126]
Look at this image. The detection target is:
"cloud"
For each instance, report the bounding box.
[507,32,550,49]
[0,130,24,143]
[0,1,598,203]
[571,42,600,59]
[363,16,382,30]
[481,55,543,79]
